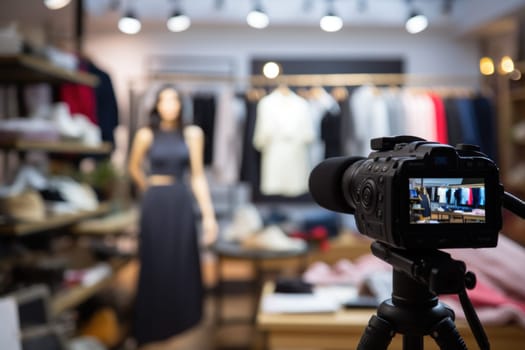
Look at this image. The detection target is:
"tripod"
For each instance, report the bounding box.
[357,242,486,350]
[357,191,525,350]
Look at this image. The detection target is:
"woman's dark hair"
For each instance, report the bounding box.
[149,84,184,132]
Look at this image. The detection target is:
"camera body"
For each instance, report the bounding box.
[342,136,503,249]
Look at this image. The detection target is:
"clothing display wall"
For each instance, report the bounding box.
[346,85,498,160]
[0,59,119,149]
[132,81,498,205]
[60,59,119,145]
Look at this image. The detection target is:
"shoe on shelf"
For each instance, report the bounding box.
[50,177,99,211]
[52,102,83,139]
[241,225,306,252]
[75,114,102,146]
[222,204,263,242]
[0,165,49,197]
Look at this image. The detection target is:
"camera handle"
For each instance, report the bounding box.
[503,191,525,219]
[357,242,489,350]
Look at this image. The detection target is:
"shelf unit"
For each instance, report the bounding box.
[0,53,123,319]
[0,139,112,154]
[0,202,111,236]
[50,258,128,317]
[0,54,98,86]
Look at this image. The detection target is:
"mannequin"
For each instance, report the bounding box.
[128,85,218,346]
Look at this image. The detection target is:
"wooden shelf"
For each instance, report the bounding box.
[0,54,98,86]
[0,202,111,236]
[0,139,112,154]
[50,258,128,317]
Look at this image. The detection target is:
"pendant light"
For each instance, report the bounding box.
[247,1,269,29]
[405,10,428,34]
[320,0,343,33]
[167,10,191,32]
[43,0,71,10]
[405,0,428,34]
[118,10,141,35]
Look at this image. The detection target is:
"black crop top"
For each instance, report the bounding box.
[148,129,189,179]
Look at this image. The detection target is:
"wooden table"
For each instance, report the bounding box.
[257,282,525,350]
[212,241,309,324]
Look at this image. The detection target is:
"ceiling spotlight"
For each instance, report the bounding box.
[405,11,428,34]
[320,13,343,32]
[167,11,191,32]
[118,11,141,35]
[43,0,71,10]
[320,0,343,32]
[247,5,269,29]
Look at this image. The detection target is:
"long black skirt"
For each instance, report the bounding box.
[134,183,203,346]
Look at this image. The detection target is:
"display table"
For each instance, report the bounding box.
[257,282,525,350]
[211,240,309,324]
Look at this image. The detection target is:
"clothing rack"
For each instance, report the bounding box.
[249,73,480,88]
[143,72,480,88]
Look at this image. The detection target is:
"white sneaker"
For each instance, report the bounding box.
[0,165,48,197]
[50,177,99,211]
[223,204,263,242]
[241,225,306,252]
[74,114,102,146]
[52,102,82,139]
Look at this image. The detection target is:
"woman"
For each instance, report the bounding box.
[128,85,218,346]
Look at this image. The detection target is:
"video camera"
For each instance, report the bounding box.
[309,136,503,250]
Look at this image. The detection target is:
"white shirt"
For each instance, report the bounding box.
[253,89,314,196]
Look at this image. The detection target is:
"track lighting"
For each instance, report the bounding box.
[118,11,141,35]
[43,0,71,10]
[247,2,269,29]
[167,10,191,32]
[320,0,343,32]
[405,10,428,34]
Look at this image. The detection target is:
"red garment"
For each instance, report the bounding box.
[290,226,330,251]
[59,61,98,125]
[467,280,525,313]
[429,93,448,144]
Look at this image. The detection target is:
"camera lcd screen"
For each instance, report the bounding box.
[408,178,485,224]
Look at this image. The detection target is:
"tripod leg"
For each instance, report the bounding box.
[403,335,423,350]
[357,315,395,350]
[430,317,469,350]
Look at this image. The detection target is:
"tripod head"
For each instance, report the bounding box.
[370,241,487,350]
